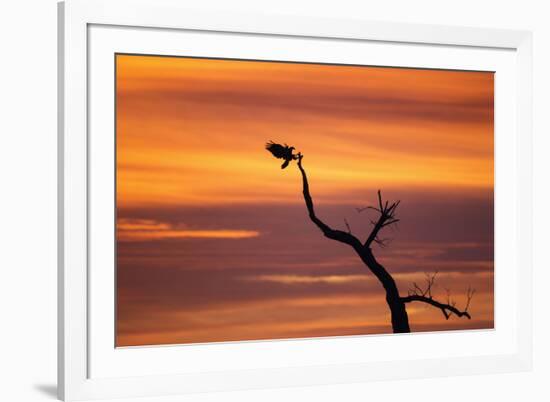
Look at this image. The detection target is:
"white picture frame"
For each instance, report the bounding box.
[58,0,533,400]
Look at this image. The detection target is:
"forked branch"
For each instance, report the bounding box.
[401,272,475,320]
[359,190,401,248]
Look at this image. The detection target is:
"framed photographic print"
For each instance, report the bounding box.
[58,0,533,400]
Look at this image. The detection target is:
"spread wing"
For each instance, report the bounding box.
[265,141,287,159]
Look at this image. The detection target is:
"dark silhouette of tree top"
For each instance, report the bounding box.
[266,144,474,333]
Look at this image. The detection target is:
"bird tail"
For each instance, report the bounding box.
[281,159,290,169]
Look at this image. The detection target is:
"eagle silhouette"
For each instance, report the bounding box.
[265,141,298,169]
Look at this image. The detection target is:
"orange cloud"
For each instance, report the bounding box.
[244,274,372,285]
[116,54,493,207]
[117,218,260,241]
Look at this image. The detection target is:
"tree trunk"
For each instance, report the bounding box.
[386,293,411,333]
[357,246,410,333]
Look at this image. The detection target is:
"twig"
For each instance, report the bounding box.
[344,218,352,234]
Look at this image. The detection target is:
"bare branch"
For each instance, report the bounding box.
[401,294,472,320]
[296,154,362,249]
[356,206,381,214]
[402,273,474,320]
[363,190,401,248]
[381,218,400,228]
[465,287,475,311]
[373,237,392,248]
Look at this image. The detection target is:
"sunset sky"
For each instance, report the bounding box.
[115,54,494,347]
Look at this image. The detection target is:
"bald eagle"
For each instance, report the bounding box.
[265,141,297,169]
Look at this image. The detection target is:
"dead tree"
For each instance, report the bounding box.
[294,153,473,333]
